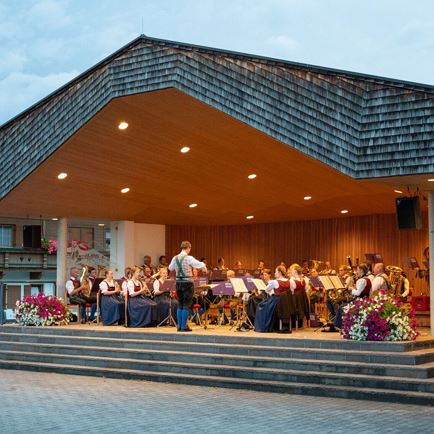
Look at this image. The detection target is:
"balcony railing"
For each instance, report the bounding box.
[0,247,56,270]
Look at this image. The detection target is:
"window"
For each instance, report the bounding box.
[68,227,94,248]
[104,229,111,251]
[0,225,14,247]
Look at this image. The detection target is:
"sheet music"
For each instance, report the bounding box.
[318,275,334,290]
[329,275,345,289]
[252,278,266,291]
[229,278,248,294]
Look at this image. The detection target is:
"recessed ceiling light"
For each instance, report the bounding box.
[51,218,58,221]
[428,178,434,182]
[246,215,254,220]
[189,203,198,208]
[247,174,257,180]
[304,196,312,200]
[340,210,349,214]
[180,146,190,153]
[394,189,403,194]
[120,187,130,193]
[98,223,105,227]
[118,121,128,130]
[57,172,67,180]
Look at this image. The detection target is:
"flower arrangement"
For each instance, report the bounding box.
[341,292,418,341]
[15,293,71,326]
[41,237,57,254]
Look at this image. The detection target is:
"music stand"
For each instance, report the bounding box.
[157,279,177,328]
[210,269,227,282]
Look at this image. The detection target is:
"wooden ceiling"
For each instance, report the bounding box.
[0,88,418,225]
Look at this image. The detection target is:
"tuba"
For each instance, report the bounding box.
[80,265,91,297]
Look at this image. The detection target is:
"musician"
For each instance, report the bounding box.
[371,263,392,295]
[143,255,156,274]
[289,264,310,328]
[120,267,133,296]
[65,267,96,324]
[215,257,228,270]
[255,266,291,332]
[157,255,168,270]
[88,267,97,286]
[168,241,207,332]
[153,267,178,323]
[141,266,154,285]
[234,260,243,269]
[333,263,372,329]
[301,260,310,275]
[399,271,410,299]
[99,269,125,326]
[218,269,236,324]
[320,261,336,275]
[126,266,157,327]
[308,268,323,314]
[247,268,269,323]
[338,265,354,289]
[257,260,265,271]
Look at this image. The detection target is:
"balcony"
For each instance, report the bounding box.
[0,248,56,270]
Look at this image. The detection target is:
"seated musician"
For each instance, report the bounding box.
[326,265,353,323]
[320,261,336,275]
[371,263,392,295]
[218,269,236,324]
[255,266,290,332]
[215,257,228,270]
[141,266,155,285]
[65,267,96,324]
[333,263,372,329]
[247,268,269,323]
[397,271,410,300]
[143,255,156,274]
[99,269,125,326]
[234,260,243,269]
[301,259,310,276]
[120,267,132,296]
[153,267,178,323]
[157,255,168,270]
[127,266,158,327]
[308,268,323,314]
[288,264,310,328]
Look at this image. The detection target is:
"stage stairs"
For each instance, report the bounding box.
[0,325,434,406]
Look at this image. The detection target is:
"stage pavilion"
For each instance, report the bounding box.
[0,34,433,330]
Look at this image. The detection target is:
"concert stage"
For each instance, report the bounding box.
[1,324,433,406]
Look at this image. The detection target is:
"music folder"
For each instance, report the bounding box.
[210,269,227,281]
[330,275,345,290]
[211,281,235,296]
[309,276,323,288]
[162,279,175,292]
[365,253,383,264]
[318,275,335,291]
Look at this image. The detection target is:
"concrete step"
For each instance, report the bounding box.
[1,340,433,379]
[1,332,433,366]
[2,325,433,352]
[0,359,433,406]
[1,350,433,394]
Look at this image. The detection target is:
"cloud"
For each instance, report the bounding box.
[0,70,78,125]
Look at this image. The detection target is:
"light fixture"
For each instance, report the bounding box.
[118,121,128,130]
[98,223,105,227]
[246,215,254,220]
[180,146,190,153]
[247,174,257,180]
[394,189,403,194]
[428,178,434,182]
[120,187,130,193]
[51,217,58,221]
[189,203,198,208]
[340,210,349,214]
[57,172,67,180]
[304,196,312,200]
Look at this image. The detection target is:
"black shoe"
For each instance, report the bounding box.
[80,319,87,324]
[179,326,193,332]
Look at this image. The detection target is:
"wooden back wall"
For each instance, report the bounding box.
[166,213,429,293]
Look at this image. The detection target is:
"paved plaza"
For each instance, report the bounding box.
[0,370,433,434]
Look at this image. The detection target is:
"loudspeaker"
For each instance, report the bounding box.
[23,225,42,248]
[395,196,422,230]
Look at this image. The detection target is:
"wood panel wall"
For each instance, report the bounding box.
[166,213,429,293]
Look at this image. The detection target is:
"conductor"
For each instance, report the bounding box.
[168,241,207,332]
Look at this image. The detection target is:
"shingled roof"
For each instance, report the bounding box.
[1,35,433,200]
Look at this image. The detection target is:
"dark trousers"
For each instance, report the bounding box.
[69,294,97,320]
[176,281,194,309]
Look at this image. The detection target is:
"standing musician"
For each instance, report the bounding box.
[127,266,157,327]
[333,263,372,329]
[168,241,207,332]
[153,267,178,323]
[99,269,125,326]
[65,267,96,324]
[255,265,291,332]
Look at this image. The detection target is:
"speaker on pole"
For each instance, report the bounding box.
[23,225,42,248]
[395,196,422,230]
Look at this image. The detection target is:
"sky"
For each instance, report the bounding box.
[1,0,434,124]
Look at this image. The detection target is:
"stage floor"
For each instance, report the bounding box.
[28,323,433,341]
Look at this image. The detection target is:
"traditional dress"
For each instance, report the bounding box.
[153,278,178,323]
[99,279,125,326]
[255,279,291,332]
[290,277,310,322]
[127,279,157,327]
